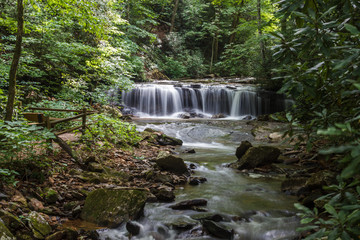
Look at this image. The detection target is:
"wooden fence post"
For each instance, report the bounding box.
[45,116,53,154]
[82,108,87,135]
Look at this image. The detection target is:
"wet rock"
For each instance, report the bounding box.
[191,84,202,89]
[281,177,308,195]
[165,216,198,230]
[126,221,141,236]
[202,220,234,239]
[192,213,225,222]
[157,135,183,146]
[154,186,175,202]
[156,152,188,174]
[80,188,148,227]
[305,170,336,189]
[45,229,78,240]
[189,177,207,186]
[178,113,191,119]
[231,146,281,170]
[242,115,252,120]
[45,188,59,204]
[181,148,196,154]
[0,221,16,240]
[189,163,197,169]
[211,113,226,119]
[235,141,252,160]
[170,199,207,210]
[28,211,52,239]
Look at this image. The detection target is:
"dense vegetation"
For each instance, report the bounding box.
[0,0,359,238]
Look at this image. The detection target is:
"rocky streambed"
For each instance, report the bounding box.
[0,118,336,240]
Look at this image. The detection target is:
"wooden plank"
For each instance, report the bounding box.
[28,107,97,113]
[23,113,44,123]
[55,125,83,135]
[50,113,87,125]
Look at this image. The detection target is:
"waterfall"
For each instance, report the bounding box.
[120,84,287,118]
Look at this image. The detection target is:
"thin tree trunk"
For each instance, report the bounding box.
[257,0,266,66]
[210,36,215,73]
[169,0,179,32]
[5,0,24,121]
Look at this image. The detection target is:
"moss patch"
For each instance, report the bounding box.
[80,188,148,228]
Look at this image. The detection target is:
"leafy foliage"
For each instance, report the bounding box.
[272,0,360,238]
[81,114,141,151]
[0,120,55,180]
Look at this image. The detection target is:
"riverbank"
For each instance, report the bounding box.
[0,123,190,239]
[0,115,337,240]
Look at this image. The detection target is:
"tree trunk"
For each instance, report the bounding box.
[5,0,24,121]
[169,0,179,32]
[257,0,266,66]
[210,36,215,73]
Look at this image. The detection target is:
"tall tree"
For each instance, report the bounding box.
[170,0,180,32]
[5,0,23,121]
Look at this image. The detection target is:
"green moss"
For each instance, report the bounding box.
[44,188,58,204]
[0,221,16,240]
[80,188,148,228]
[28,211,52,239]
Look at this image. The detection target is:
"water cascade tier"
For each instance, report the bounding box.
[120,84,289,118]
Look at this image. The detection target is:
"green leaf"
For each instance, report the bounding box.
[341,156,360,179]
[324,204,338,217]
[344,24,360,34]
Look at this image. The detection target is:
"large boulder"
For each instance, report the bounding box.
[157,135,183,146]
[231,146,281,170]
[156,152,188,174]
[235,141,252,160]
[0,221,15,240]
[202,220,234,239]
[28,211,52,239]
[80,188,148,228]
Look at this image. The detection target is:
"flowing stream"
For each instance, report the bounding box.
[100,83,299,239]
[99,119,300,240]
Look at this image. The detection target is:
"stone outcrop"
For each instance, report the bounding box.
[156,151,188,174]
[28,211,52,239]
[202,220,234,239]
[0,220,15,240]
[170,199,208,210]
[80,188,148,228]
[235,141,252,160]
[231,145,281,170]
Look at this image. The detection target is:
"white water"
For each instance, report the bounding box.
[120,84,287,118]
[99,120,300,240]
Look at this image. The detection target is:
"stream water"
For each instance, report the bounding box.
[99,119,300,240]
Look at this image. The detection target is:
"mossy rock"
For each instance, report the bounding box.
[156,151,188,174]
[235,141,252,160]
[0,210,26,232]
[80,188,148,228]
[44,188,59,204]
[28,211,52,239]
[0,220,16,240]
[232,146,281,170]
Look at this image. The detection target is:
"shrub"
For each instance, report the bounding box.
[0,120,55,181]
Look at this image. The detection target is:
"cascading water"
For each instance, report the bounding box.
[120,84,287,118]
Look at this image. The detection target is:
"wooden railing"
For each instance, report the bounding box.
[23,107,98,164]
[24,107,97,135]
